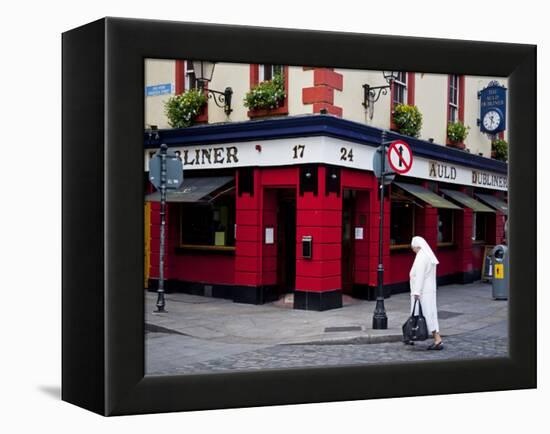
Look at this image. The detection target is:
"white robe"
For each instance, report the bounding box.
[409,250,440,333]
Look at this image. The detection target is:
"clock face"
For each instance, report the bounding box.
[483,110,502,132]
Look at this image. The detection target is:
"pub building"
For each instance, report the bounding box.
[144,115,507,311]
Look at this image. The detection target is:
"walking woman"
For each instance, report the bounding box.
[408,236,444,350]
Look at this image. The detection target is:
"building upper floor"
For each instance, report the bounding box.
[145,59,509,160]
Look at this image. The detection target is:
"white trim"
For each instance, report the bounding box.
[144,135,507,191]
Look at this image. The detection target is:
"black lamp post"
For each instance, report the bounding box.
[362,71,400,119]
[191,60,233,116]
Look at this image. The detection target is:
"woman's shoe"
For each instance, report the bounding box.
[427,341,444,350]
[403,340,415,346]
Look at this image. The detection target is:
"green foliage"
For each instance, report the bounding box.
[164,89,207,128]
[447,121,470,144]
[492,138,508,161]
[244,74,286,110]
[392,104,423,138]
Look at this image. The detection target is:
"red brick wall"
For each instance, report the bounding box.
[302,68,343,116]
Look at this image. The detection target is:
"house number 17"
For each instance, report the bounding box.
[292,145,306,159]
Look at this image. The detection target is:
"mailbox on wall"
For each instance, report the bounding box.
[302,236,313,259]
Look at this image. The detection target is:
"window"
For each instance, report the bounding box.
[180,193,236,248]
[472,212,487,242]
[448,74,459,122]
[392,71,408,107]
[175,60,208,122]
[390,200,415,247]
[248,64,289,117]
[185,60,197,90]
[437,209,455,244]
[259,64,283,82]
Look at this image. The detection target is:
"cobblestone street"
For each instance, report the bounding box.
[145,282,508,375]
[146,319,507,375]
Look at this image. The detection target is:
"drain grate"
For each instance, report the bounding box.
[438,311,463,319]
[325,326,362,333]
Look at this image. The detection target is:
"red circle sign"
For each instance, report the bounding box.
[387,140,413,174]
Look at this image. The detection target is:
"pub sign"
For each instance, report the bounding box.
[478,81,507,134]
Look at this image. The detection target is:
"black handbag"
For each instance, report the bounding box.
[402,299,429,342]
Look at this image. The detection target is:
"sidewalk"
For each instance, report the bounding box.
[145,282,507,347]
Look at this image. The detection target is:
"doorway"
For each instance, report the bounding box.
[341,189,356,294]
[276,189,296,294]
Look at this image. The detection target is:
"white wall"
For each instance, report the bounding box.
[144,60,509,160]
[144,59,176,129]
[334,68,391,129]
[207,62,250,123]
[414,72,448,145]
[288,66,314,115]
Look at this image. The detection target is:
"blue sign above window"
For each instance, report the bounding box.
[478,81,507,134]
[145,83,174,97]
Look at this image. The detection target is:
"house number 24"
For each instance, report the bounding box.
[340,147,354,161]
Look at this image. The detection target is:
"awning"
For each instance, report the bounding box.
[394,182,461,209]
[145,176,234,203]
[475,193,508,215]
[440,189,495,213]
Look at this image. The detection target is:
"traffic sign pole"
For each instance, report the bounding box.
[155,144,168,313]
[373,130,389,330]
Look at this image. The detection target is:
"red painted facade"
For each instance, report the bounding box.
[147,163,506,308]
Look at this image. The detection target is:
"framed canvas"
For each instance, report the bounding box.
[62,17,536,416]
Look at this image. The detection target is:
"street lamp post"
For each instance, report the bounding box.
[372,130,389,329]
[155,144,168,313]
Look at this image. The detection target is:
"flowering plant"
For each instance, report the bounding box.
[447,121,470,145]
[392,104,423,138]
[164,89,207,128]
[244,74,286,110]
[491,138,508,161]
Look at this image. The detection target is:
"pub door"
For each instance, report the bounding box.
[341,189,356,294]
[276,189,296,294]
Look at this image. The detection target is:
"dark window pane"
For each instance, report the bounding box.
[263,64,272,81]
[180,194,235,246]
[474,212,487,241]
[438,209,454,243]
[390,201,415,245]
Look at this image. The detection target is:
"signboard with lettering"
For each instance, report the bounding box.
[144,136,508,191]
[478,81,507,134]
[145,83,174,97]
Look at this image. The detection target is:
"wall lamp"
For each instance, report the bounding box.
[362,71,400,119]
[192,60,233,116]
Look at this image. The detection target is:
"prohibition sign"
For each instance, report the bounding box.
[387,140,413,174]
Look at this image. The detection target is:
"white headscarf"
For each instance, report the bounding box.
[411,236,439,265]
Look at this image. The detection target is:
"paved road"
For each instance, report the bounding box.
[146,320,508,376]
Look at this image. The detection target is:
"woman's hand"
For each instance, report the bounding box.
[414,294,420,300]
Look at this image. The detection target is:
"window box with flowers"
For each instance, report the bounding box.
[164,89,207,128]
[392,104,423,138]
[491,138,508,162]
[245,73,287,118]
[447,121,470,149]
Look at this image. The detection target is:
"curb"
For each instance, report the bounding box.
[285,334,404,346]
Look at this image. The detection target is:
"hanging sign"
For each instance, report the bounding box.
[387,140,413,174]
[478,81,507,134]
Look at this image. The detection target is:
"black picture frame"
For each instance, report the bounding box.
[62,17,536,416]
